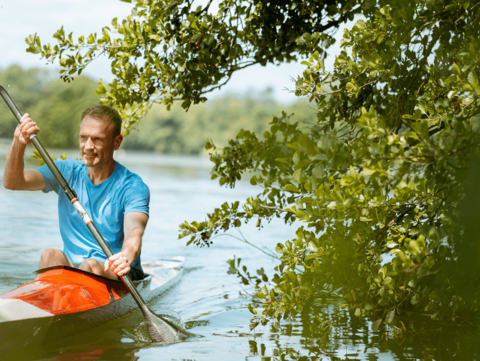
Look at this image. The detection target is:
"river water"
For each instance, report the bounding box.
[0,142,479,361]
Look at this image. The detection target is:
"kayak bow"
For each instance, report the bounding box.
[0,257,184,356]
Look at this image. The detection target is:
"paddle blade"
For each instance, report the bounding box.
[142,307,188,344]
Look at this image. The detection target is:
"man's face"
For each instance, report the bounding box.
[79,115,122,168]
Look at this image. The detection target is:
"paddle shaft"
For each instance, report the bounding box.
[0,85,178,342]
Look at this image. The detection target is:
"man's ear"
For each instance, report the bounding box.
[114,134,123,150]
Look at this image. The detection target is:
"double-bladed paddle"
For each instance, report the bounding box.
[0,85,187,344]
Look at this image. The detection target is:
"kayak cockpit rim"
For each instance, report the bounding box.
[33,265,127,284]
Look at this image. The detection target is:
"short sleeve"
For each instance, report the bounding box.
[37,160,68,194]
[124,181,150,216]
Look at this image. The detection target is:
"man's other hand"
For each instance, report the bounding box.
[104,251,130,277]
[15,113,39,145]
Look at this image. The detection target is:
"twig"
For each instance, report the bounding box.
[199,0,213,14]
[358,78,379,89]
[125,101,149,129]
[388,207,413,227]
[416,81,425,98]
[212,230,280,260]
[201,61,257,94]
[238,284,263,299]
[261,205,288,213]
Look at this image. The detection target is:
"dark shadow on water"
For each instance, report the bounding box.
[0,311,147,361]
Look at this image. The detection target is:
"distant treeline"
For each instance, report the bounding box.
[0,66,99,148]
[0,66,316,153]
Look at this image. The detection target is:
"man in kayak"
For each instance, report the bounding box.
[3,106,149,281]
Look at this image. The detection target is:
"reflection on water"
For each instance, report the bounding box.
[0,142,479,360]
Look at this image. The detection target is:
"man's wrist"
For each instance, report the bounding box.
[12,137,27,151]
[121,250,134,265]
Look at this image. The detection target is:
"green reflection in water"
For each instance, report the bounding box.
[245,296,480,360]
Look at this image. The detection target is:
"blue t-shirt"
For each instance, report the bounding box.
[38,160,150,273]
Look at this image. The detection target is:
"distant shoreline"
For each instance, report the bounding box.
[0,139,212,170]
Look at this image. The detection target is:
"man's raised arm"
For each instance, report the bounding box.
[3,113,46,191]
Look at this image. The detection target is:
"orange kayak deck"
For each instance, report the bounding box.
[0,258,184,356]
[0,266,128,316]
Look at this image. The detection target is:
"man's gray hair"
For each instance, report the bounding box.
[81,105,123,137]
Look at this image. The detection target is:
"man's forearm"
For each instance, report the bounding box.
[122,227,144,263]
[3,138,27,190]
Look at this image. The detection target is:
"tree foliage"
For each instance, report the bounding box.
[27,0,357,132]
[179,0,480,331]
[28,0,480,333]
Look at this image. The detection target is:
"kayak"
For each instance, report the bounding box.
[0,257,184,355]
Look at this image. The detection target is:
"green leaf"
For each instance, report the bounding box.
[470,114,480,131]
[293,169,302,183]
[385,310,395,324]
[275,244,285,254]
[254,291,266,299]
[411,294,420,305]
[468,70,478,85]
[452,63,461,75]
[445,3,457,12]
[284,184,299,193]
[276,158,291,165]
[371,319,382,332]
[362,167,376,176]
[248,303,261,315]
[312,164,325,178]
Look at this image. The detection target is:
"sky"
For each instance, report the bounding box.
[0,0,346,104]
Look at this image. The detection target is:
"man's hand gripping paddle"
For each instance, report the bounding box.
[0,85,188,344]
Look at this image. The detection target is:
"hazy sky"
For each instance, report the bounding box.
[0,0,345,103]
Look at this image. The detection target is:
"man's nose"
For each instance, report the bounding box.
[85,138,95,149]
